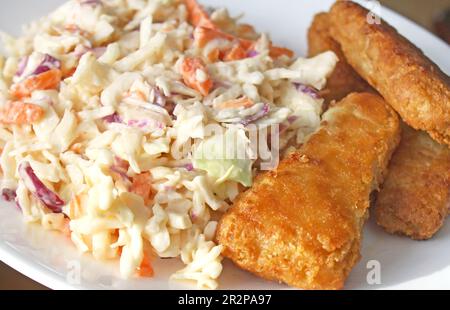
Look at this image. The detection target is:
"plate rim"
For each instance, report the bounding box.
[0,0,449,290]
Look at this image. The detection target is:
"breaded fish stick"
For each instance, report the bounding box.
[329,1,450,146]
[308,12,375,105]
[321,2,450,239]
[216,93,400,290]
[375,125,450,240]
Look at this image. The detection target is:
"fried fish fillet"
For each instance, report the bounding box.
[375,125,450,240]
[329,1,450,146]
[307,12,375,106]
[216,93,400,290]
[321,1,450,239]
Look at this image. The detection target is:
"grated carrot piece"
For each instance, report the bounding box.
[194,26,293,60]
[207,48,220,63]
[183,0,216,29]
[216,96,255,110]
[180,57,213,96]
[10,68,62,99]
[138,253,154,277]
[269,45,294,58]
[0,100,45,125]
[223,44,248,61]
[193,25,235,48]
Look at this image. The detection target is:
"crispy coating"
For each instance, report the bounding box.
[375,125,450,240]
[310,5,450,240]
[329,1,450,146]
[307,12,375,106]
[216,93,400,290]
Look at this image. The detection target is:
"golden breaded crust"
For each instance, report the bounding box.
[216,93,400,290]
[375,125,450,240]
[307,12,375,106]
[329,1,450,146]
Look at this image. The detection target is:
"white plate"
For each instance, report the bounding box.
[1,0,449,290]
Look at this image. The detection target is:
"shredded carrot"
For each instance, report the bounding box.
[193,25,235,48]
[180,57,213,96]
[223,44,248,61]
[111,229,120,247]
[130,172,156,206]
[243,40,293,58]
[10,68,62,99]
[138,253,154,277]
[217,96,254,110]
[269,45,295,58]
[112,229,120,238]
[183,0,216,29]
[0,101,45,125]
[235,37,254,50]
[194,26,293,61]
[193,25,242,50]
[185,0,293,61]
[207,48,220,63]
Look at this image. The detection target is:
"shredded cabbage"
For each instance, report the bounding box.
[193,127,253,186]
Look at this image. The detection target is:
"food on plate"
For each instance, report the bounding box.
[0,0,338,288]
[318,2,450,240]
[375,125,450,240]
[307,12,375,107]
[216,93,401,290]
[329,1,450,146]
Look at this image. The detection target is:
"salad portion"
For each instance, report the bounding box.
[0,0,336,289]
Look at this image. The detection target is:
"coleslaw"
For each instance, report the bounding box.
[0,0,337,289]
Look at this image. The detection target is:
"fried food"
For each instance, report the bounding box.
[375,125,450,240]
[307,12,375,106]
[308,7,450,240]
[329,1,450,146]
[216,93,400,290]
